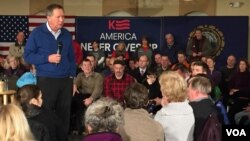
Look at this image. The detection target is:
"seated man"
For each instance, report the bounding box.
[104,60,135,105]
[71,58,104,134]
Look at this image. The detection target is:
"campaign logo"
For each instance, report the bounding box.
[188,25,225,57]
[108,20,130,30]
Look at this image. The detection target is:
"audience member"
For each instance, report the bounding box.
[83,97,124,141]
[24,3,76,136]
[206,56,221,86]
[102,57,115,77]
[156,55,171,77]
[151,53,162,69]
[135,36,153,64]
[155,71,195,141]
[219,54,237,107]
[4,55,27,90]
[228,58,250,124]
[16,64,36,88]
[89,40,105,70]
[171,50,189,70]
[123,83,164,141]
[0,104,35,141]
[4,55,26,77]
[8,31,27,66]
[131,55,149,83]
[127,58,138,75]
[16,84,66,141]
[104,60,135,105]
[186,28,212,61]
[112,41,129,61]
[191,61,208,76]
[142,68,162,114]
[206,57,222,100]
[72,58,103,134]
[234,103,250,125]
[187,75,222,141]
[86,54,102,73]
[161,33,179,64]
[173,63,191,81]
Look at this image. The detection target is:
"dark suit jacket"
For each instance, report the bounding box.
[131,68,148,83]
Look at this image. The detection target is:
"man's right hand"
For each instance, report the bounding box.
[48,54,61,64]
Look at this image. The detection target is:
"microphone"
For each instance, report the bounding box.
[56,41,62,65]
[57,41,63,55]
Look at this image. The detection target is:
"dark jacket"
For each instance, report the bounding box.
[131,68,148,83]
[189,98,221,141]
[28,119,50,141]
[27,105,66,141]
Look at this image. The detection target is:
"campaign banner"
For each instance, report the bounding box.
[76,17,162,56]
[162,16,249,67]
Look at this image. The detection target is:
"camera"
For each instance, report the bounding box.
[146,100,157,114]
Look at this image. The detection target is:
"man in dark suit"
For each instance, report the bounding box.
[132,55,149,83]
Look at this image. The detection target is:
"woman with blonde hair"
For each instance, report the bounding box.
[154,71,195,141]
[0,104,34,141]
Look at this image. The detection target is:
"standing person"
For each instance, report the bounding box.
[187,75,222,141]
[135,36,153,65]
[89,40,105,71]
[219,54,237,107]
[24,3,76,138]
[161,33,179,64]
[186,28,212,62]
[8,31,27,66]
[154,71,195,141]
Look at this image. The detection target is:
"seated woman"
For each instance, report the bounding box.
[4,55,27,90]
[228,58,250,124]
[154,71,195,141]
[83,97,124,141]
[123,83,164,141]
[0,104,34,141]
[142,68,162,114]
[15,84,66,141]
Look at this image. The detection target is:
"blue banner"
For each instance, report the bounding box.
[76,17,162,56]
[76,16,248,68]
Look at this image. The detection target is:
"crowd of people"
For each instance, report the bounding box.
[0,3,250,141]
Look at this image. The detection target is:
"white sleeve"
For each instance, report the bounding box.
[97,57,105,65]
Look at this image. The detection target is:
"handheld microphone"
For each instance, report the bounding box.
[57,41,63,55]
[56,41,63,65]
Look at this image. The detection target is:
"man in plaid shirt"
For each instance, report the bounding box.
[104,60,135,104]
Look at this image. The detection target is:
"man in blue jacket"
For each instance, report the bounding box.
[24,4,76,139]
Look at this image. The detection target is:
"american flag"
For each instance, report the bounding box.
[0,15,75,57]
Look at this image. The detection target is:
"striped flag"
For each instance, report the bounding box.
[0,15,75,57]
